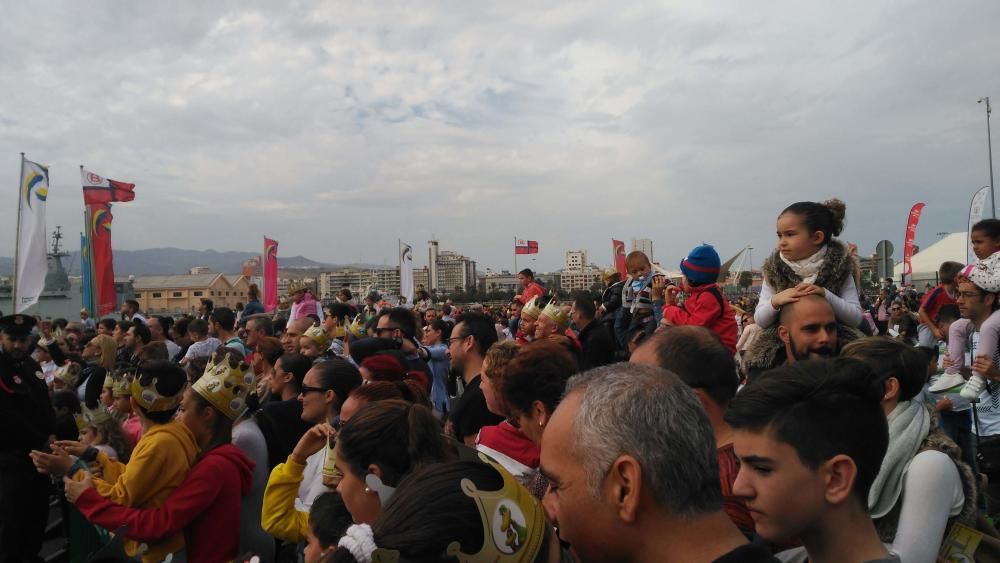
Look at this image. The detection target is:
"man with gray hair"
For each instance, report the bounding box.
[540,363,777,562]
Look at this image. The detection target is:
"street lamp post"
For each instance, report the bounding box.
[980,97,996,218]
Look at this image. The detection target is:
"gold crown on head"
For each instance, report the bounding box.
[540,299,570,330]
[191,353,254,420]
[370,455,546,563]
[304,324,330,347]
[348,314,367,339]
[54,363,81,387]
[130,370,183,413]
[287,280,307,295]
[112,374,132,398]
[520,297,543,321]
[74,403,114,433]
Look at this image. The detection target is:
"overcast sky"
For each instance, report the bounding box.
[2,1,999,273]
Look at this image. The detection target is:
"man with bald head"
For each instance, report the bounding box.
[281,317,313,355]
[743,294,847,380]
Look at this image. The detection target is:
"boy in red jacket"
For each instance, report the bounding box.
[661,244,738,353]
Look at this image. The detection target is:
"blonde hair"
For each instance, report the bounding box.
[90,334,117,370]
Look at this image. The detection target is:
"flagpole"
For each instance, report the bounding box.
[81,164,97,318]
[12,153,24,310]
[514,236,518,274]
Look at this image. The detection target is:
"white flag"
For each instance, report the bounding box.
[15,158,50,312]
[969,186,990,264]
[399,240,414,307]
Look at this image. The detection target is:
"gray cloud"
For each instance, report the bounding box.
[1,1,998,273]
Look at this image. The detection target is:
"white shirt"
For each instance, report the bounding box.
[755,275,863,329]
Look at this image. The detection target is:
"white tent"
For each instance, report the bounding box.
[893,232,968,284]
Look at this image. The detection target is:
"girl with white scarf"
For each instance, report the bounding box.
[755,199,863,329]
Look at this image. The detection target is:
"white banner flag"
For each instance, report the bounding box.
[969,186,990,264]
[15,158,50,312]
[399,240,414,307]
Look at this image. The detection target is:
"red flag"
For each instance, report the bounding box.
[902,202,926,283]
[89,204,117,316]
[264,237,279,312]
[613,239,627,278]
[515,239,539,255]
[82,169,135,205]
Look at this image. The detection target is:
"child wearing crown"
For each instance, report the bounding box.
[31,361,198,562]
[63,350,266,562]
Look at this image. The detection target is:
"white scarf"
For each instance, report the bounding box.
[868,401,930,519]
[779,245,828,284]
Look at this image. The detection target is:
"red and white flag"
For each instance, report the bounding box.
[82,169,135,205]
[515,239,539,255]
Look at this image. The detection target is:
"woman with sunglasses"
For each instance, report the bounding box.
[262,358,362,542]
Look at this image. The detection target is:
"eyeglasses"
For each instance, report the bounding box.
[959,291,985,300]
[300,385,329,395]
[374,327,397,336]
[447,334,469,345]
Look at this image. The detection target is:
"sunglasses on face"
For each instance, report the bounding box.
[300,385,329,395]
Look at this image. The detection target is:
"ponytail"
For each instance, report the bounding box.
[780,198,847,246]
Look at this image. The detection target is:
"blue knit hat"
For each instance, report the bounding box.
[680,244,721,286]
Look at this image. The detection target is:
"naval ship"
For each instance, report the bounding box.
[0,226,73,300]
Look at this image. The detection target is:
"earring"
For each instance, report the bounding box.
[364,487,373,494]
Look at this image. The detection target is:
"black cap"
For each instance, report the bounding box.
[0,314,36,336]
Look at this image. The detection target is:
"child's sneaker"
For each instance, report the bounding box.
[961,374,987,400]
[929,373,966,394]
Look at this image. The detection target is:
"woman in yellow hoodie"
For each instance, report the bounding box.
[31,360,198,562]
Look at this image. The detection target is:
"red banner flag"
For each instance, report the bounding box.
[264,237,278,312]
[902,202,926,283]
[515,239,539,255]
[88,204,117,315]
[613,239,627,278]
[82,169,136,205]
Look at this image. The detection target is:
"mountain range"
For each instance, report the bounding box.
[0,248,387,276]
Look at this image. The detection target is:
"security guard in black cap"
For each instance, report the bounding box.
[0,314,54,563]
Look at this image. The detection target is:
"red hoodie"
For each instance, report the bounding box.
[76,443,254,563]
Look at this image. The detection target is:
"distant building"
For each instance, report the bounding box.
[564,250,587,270]
[631,238,654,262]
[319,269,400,300]
[130,273,251,315]
[189,266,211,275]
[436,250,477,294]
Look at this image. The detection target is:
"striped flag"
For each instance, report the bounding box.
[515,239,539,255]
[15,157,50,312]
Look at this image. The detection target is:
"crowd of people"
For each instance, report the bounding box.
[5,199,1000,562]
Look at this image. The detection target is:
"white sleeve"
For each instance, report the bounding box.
[754,279,779,328]
[825,275,863,328]
[888,450,964,563]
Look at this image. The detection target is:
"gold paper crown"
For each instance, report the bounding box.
[304,324,330,347]
[112,374,132,398]
[103,374,114,388]
[540,300,570,330]
[369,455,546,563]
[191,353,254,420]
[130,371,183,413]
[287,280,307,294]
[74,404,114,433]
[520,297,543,321]
[54,363,81,387]
[348,314,367,339]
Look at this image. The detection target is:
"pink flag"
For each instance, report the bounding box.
[264,237,278,312]
[902,203,925,283]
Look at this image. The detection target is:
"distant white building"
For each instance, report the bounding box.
[565,250,587,271]
[631,238,654,262]
[560,250,600,294]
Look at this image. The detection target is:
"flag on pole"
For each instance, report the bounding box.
[88,204,117,315]
[399,240,414,306]
[969,187,990,264]
[612,239,627,278]
[902,202,926,284]
[263,238,278,312]
[81,233,94,315]
[515,239,539,255]
[87,203,117,317]
[14,158,50,312]
[82,169,135,204]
